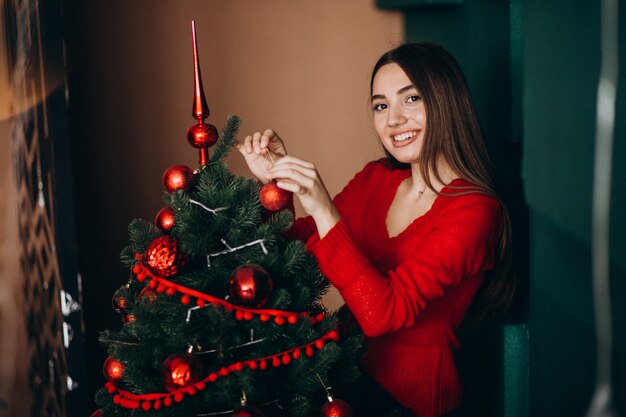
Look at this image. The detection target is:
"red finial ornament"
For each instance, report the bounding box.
[188,21,218,166]
[191,21,209,121]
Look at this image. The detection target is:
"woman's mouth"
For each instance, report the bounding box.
[391,130,419,146]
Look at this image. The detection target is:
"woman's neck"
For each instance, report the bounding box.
[408,161,458,196]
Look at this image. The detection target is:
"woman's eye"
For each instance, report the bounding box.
[407,95,421,103]
[373,103,387,112]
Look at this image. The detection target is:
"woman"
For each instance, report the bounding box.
[238,42,513,417]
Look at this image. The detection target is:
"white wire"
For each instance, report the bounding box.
[587,0,618,416]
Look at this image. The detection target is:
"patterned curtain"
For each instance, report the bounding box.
[1,1,88,416]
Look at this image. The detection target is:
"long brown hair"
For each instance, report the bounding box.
[371,42,515,319]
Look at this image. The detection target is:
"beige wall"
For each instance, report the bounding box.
[76,1,403,310]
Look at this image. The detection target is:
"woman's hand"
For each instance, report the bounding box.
[268,156,341,238]
[236,129,287,184]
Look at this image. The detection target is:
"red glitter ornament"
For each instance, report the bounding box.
[187,123,218,148]
[259,181,291,211]
[162,353,204,392]
[320,397,353,417]
[145,236,183,277]
[103,357,125,383]
[163,165,194,193]
[155,207,176,233]
[228,264,273,308]
[89,409,105,417]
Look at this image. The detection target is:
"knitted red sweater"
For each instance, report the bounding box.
[289,160,501,417]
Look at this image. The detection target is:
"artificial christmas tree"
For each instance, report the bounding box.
[93,22,363,417]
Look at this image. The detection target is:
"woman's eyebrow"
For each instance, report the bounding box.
[371,84,416,102]
[397,84,416,95]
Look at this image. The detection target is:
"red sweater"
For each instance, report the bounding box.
[290,160,501,417]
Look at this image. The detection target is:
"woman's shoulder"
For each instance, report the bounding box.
[439,178,502,215]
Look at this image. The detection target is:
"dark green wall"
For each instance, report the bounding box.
[378,0,625,415]
[524,0,625,415]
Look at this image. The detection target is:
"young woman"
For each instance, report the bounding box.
[237,42,513,417]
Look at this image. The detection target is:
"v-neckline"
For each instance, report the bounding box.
[380,172,462,240]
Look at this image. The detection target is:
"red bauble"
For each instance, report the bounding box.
[111,289,127,313]
[187,123,218,148]
[259,181,291,211]
[145,236,183,277]
[155,207,176,233]
[103,356,125,383]
[162,353,204,392]
[121,312,136,324]
[231,404,266,417]
[163,165,194,193]
[139,286,158,304]
[228,264,273,308]
[320,398,353,417]
[89,409,105,417]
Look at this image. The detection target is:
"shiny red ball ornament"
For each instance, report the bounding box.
[89,409,105,417]
[155,207,176,233]
[320,397,353,417]
[231,404,266,417]
[162,353,204,392]
[163,165,194,193]
[103,357,125,383]
[121,312,136,324]
[187,123,218,148]
[111,289,127,313]
[228,264,273,308]
[259,181,291,211]
[145,236,183,277]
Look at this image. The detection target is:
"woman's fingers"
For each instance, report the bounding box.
[269,160,317,182]
[259,129,275,151]
[252,132,264,154]
[271,155,315,170]
[271,168,316,193]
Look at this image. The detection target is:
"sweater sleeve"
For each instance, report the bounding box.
[286,161,383,242]
[307,194,501,337]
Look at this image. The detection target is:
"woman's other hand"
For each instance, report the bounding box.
[236,129,287,184]
[268,156,341,238]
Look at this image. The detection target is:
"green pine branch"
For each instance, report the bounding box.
[210,114,241,163]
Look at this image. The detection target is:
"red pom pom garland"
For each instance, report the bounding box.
[104,329,340,410]
[131,260,321,325]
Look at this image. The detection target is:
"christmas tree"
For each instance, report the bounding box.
[92,22,362,417]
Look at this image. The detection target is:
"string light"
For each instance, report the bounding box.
[206,239,268,267]
[188,198,228,215]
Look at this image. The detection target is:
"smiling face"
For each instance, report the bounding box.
[371,63,427,165]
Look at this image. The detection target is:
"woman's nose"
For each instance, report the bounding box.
[387,106,407,127]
